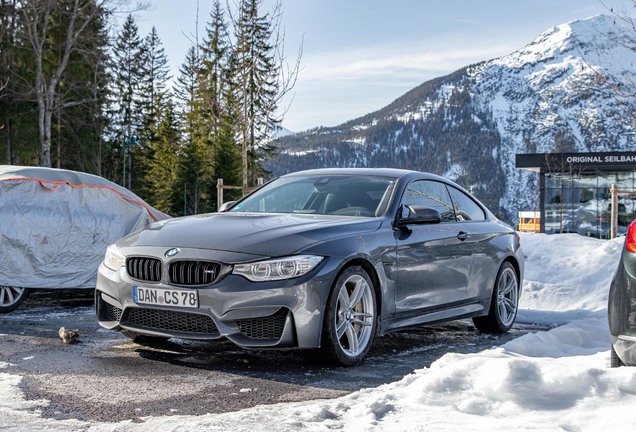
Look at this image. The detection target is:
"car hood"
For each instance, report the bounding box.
[117,212,383,259]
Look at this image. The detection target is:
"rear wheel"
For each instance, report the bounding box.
[473,262,519,333]
[321,266,377,366]
[0,286,29,313]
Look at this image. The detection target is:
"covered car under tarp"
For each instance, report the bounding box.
[0,166,169,310]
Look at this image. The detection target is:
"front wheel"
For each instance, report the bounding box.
[321,266,377,366]
[473,262,519,333]
[0,286,29,313]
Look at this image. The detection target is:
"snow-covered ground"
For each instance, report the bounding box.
[2,233,635,431]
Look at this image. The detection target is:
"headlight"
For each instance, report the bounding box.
[103,245,126,271]
[232,255,323,282]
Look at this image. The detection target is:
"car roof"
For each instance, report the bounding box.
[279,168,493,219]
[281,167,443,181]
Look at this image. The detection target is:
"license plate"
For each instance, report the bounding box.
[132,286,199,308]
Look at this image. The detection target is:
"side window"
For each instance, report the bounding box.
[401,180,456,222]
[447,186,486,221]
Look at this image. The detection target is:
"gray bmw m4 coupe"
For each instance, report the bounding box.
[96,168,524,366]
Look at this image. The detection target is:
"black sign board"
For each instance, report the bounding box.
[516,151,636,172]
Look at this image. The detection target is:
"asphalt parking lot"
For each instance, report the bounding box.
[0,289,544,423]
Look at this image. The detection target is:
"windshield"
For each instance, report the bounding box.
[229,174,395,217]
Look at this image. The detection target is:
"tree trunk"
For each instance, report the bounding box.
[4,118,12,164]
[35,75,52,167]
[40,106,52,167]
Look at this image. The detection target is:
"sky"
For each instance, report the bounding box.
[3,232,636,431]
[131,0,636,132]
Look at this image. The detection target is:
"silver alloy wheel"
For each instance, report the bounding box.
[496,266,518,328]
[334,273,375,358]
[0,285,28,313]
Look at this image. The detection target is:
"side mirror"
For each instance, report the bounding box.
[219,201,237,212]
[397,205,442,227]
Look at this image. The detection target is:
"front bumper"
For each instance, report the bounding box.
[95,255,337,349]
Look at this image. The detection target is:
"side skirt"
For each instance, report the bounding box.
[378,302,487,336]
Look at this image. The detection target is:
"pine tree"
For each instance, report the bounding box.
[231,0,299,192]
[233,0,275,190]
[200,0,231,141]
[215,85,242,203]
[188,0,233,210]
[139,26,171,138]
[174,45,200,128]
[109,14,145,188]
[134,26,172,199]
[173,43,203,215]
[171,0,239,214]
[147,98,181,214]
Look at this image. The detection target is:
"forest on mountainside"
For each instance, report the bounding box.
[266,75,509,214]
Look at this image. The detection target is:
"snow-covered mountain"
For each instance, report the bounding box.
[273,126,295,138]
[267,15,636,224]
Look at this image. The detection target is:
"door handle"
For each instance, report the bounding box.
[457,231,470,241]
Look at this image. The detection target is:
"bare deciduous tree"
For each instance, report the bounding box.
[18,0,107,167]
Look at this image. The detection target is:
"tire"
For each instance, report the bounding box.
[473,262,519,333]
[610,345,624,368]
[121,330,170,344]
[0,286,29,313]
[321,265,377,366]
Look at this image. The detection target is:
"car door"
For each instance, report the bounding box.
[445,183,492,300]
[393,179,476,314]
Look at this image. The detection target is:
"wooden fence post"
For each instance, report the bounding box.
[217,178,224,211]
[217,177,265,211]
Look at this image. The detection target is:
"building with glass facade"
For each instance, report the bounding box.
[516,151,636,238]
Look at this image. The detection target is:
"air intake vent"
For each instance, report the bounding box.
[127,257,162,282]
[105,302,123,322]
[124,308,219,335]
[236,308,288,339]
[169,260,221,285]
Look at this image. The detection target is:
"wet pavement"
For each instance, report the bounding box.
[0,289,548,423]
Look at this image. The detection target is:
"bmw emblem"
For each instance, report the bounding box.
[165,248,180,257]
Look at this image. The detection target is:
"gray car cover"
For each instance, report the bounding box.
[0,165,169,289]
